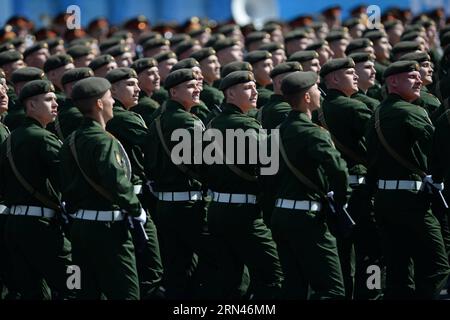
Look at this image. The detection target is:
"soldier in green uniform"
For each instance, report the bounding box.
[243,50,274,108]
[319,57,375,299]
[67,45,96,68]
[259,42,287,67]
[23,42,49,70]
[306,40,335,67]
[206,70,283,299]
[365,61,450,299]
[104,44,133,68]
[325,30,349,59]
[59,77,143,299]
[144,69,220,299]
[284,29,311,57]
[88,54,118,78]
[0,80,73,299]
[270,70,347,299]
[142,38,170,59]
[130,58,161,127]
[152,51,178,105]
[345,38,375,56]
[287,50,321,74]
[349,52,381,111]
[364,31,391,84]
[43,54,75,109]
[105,67,164,299]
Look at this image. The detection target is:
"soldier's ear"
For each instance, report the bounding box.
[304,91,311,104]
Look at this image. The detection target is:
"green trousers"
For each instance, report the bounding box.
[71,219,140,300]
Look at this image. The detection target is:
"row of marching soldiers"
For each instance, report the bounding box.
[1,10,450,300]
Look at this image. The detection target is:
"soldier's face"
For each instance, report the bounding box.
[25,48,50,69]
[138,66,160,94]
[113,78,140,108]
[419,60,433,86]
[334,68,359,96]
[49,63,75,90]
[350,24,365,39]
[200,54,221,84]
[387,24,404,46]
[330,39,349,58]
[100,89,115,121]
[0,81,8,114]
[254,58,273,87]
[217,45,243,65]
[303,58,321,74]
[159,58,177,82]
[355,61,376,90]
[192,66,204,90]
[75,54,96,68]
[271,49,286,67]
[390,71,422,101]
[270,28,284,44]
[27,92,58,126]
[117,52,133,67]
[306,83,321,110]
[171,79,200,109]
[95,61,118,77]
[228,81,258,112]
[374,37,391,61]
[317,45,334,66]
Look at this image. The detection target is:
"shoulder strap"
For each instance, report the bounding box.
[317,108,368,167]
[374,107,426,178]
[54,116,64,140]
[5,136,60,210]
[68,133,114,202]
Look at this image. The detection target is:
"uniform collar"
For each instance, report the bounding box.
[287,109,312,123]
[166,99,189,112]
[325,88,347,98]
[223,102,245,114]
[24,116,44,128]
[81,117,104,130]
[113,100,127,111]
[386,93,406,102]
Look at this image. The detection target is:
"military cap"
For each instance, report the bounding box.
[306,40,328,51]
[69,38,95,48]
[440,32,450,47]
[164,68,196,90]
[46,37,64,50]
[383,60,420,78]
[67,45,94,59]
[11,67,46,84]
[213,38,240,52]
[0,50,23,66]
[19,79,55,103]
[104,44,130,57]
[391,41,421,56]
[364,30,387,42]
[325,30,348,42]
[143,37,170,51]
[99,38,124,52]
[343,17,362,29]
[9,37,25,48]
[348,52,375,64]
[345,38,373,55]
[23,41,48,59]
[262,23,282,34]
[219,70,255,91]
[123,15,149,31]
[270,61,302,78]
[188,26,211,38]
[190,47,216,62]
[287,50,318,63]
[171,58,200,72]
[244,50,272,65]
[216,24,240,36]
[281,71,318,95]
[72,77,111,101]
[384,19,402,32]
[137,32,162,46]
[400,31,423,42]
[169,34,191,47]
[175,39,200,56]
[320,57,355,78]
[404,24,424,33]
[245,31,269,47]
[398,51,430,63]
[43,54,74,73]
[259,42,284,52]
[88,54,115,71]
[105,67,137,84]
[221,61,253,78]
[284,29,308,42]
[61,67,94,85]
[154,51,177,63]
[205,33,226,48]
[0,42,14,53]
[131,58,158,74]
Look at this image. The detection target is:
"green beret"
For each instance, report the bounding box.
[398,51,430,63]
[219,70,255,91]
[69,38,95,48]
[383,60,420,78]
[306,40,328,51]
[262,23,281,34]
[348,52,375,64]
[171,58,200,72]
[131,58,158,74]
[213,38,240,52]
[404,24,424,33]
[325,30,348,42]
[137,32,162,46]
[320,57,355,78]
[220,61,253,78]
[67,45,94,59]
[363,30,386,41]
[205,33,226,48]
[71,77,111,101]
[400,31,422,42]
[259,42,284,52]
[190,47,216,62]
[11,67,46,84]
[23,42,49,59]
[99,38,124,52]
[244,50,272,65]
[46,37,64,50]
[287,50,319,63]
[61,67,94,86]
[0,42,14,53]
[270,61,302,78]
[391,41,421,56]
[0,50,23,66]
[164,68,196,90]
[9,37,25,47]
[343,17,362,29]
[245,31,269,47]
[19,80,55,103]
[104,44,130,57]
[88,54,116,71]
[285,29,308,42]
[175,39,200,56]
[143,37,170,51]
[154,51,177,63]
[105,67,137,84]
[345,38,373,55]
[169,34,190,47]
[281,71,318,95]
[216,24,240,36]
[188,26,211,38]
[384,20,402,32]
[43,54,74,73]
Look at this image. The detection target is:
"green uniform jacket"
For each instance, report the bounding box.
[0,117,61,207]
[276,111,349,204]
[144,99,203,192]
[191,100,211,124]
[256,84,273,108]
[152,87,169,105]
[47,98,84,140]
[352,89,380,111]
[106,101,149,186]
[430,110,450,199]
[374,60,389,85]
[59,118,141,216]
[365,93,434,210]
[0,122,9,144]
[205,103,261,195]
[130,91,160,128]
[257,94,291,129]
[319,89,372,175]
[413,87,441,119]
[3,100,25,131]
[200,83,224,109]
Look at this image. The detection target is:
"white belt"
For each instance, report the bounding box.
[378,180,422,191]
[157,191,203,202]
[349,175,366,185]
[211,192,257,204]
[275,199,322,211]
[73,209,124,221]
[134,185,143,194]
[9,205,55,218]
[0,205,9,214]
